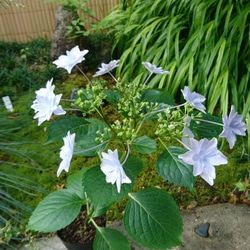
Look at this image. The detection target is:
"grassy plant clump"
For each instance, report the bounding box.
[99,0,250,119]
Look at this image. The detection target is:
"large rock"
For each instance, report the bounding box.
[50,5,90,69]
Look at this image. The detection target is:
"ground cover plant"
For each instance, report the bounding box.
[99,0,250,121]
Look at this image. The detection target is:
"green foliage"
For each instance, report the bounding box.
[94,227,130,250]
[0,39,64,96]
[124,187,183,249]
[99,0,250,117]
[156,146,196,192]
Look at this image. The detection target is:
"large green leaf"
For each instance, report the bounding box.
[46,116,110,156]
[27,189,83,232]
[66,168,87,199]
[104,90,121,104]
[45,116,89,144]
[189,112,223,138]
[93,227,130,250]
[140,88,175,106]
[123,187,183,249]
[156,146,196,192]
[132,136,157,154]
[82,157,143,209]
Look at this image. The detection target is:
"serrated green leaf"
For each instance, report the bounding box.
[27,189,83,232]
[82,157,143,209]
[45,116,89,144]
[66,168,88,199]
[124,187,183,249]
[94,227,130,250]
[190,112,223,138]
[156,147,196,192]
[132,136,157,154]
[104,90,121,104]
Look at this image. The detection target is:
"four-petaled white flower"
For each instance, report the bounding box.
[181,86,206,113]
[178,138,228,185]
[57,131,75,177]
[219,105,247,149]
[31,79,66,126]
[142,62,170,75]
[53,46,88,74]
[93,60,120,77]
[100,149,131,193]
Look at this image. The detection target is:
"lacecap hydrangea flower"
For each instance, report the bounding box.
[142,62,170,75]
[219,105,247,149]
[93,60,120,77]
[31,78,66,126]
[181,86,206,113]
[53,45,88,74]
[179,138,228,185]
[100,149,131,193]
[57,131,75,177]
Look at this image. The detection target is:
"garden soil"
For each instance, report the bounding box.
[19,203,249,250]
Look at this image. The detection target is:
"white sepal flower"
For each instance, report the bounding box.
[57,131,75,177]
[53,46,88,74]
[93,60,120,77]
[142,62,170,75]
[181,86,206,113]
[219,105,247,149]
[100,149,131,193]
[178,138,228,185]
[31,79,66,126]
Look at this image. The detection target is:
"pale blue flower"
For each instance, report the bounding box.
[181,86,206,113]
[219,105,247,149]
[53,46,88,74]
[57,131,75,177]
[100,149,131,193]
[31,79,66,126]
[142,62,170,75]
[178,138,228,185]
[93,60,120,77]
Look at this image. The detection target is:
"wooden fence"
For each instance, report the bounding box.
[0,0,119,42]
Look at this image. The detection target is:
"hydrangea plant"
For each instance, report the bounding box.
[27,46,247,249]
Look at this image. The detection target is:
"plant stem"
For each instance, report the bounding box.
[195,118,223,127]
[76,65,93,86]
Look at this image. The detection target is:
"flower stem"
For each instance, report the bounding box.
[108,71,117,82]
[121,142,130,165]
[142,72,153,88]
[195,118,223,127]
[76,65,93,86]
[61,99,73,102]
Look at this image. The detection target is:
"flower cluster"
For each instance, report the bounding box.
[28,46,248,250]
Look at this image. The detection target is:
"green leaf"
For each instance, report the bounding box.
[140,88,175,106]
[132,136,157,154]
[45,116,89,144]
[94,227,130,250]
[27,189,83,233]
[46,117,110,156]
[104,90,121,104]
[190,112,223,138]
[124,187,183,249]
[82,157,143,209]
[66,168,88,199]
[156,147,196,192]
